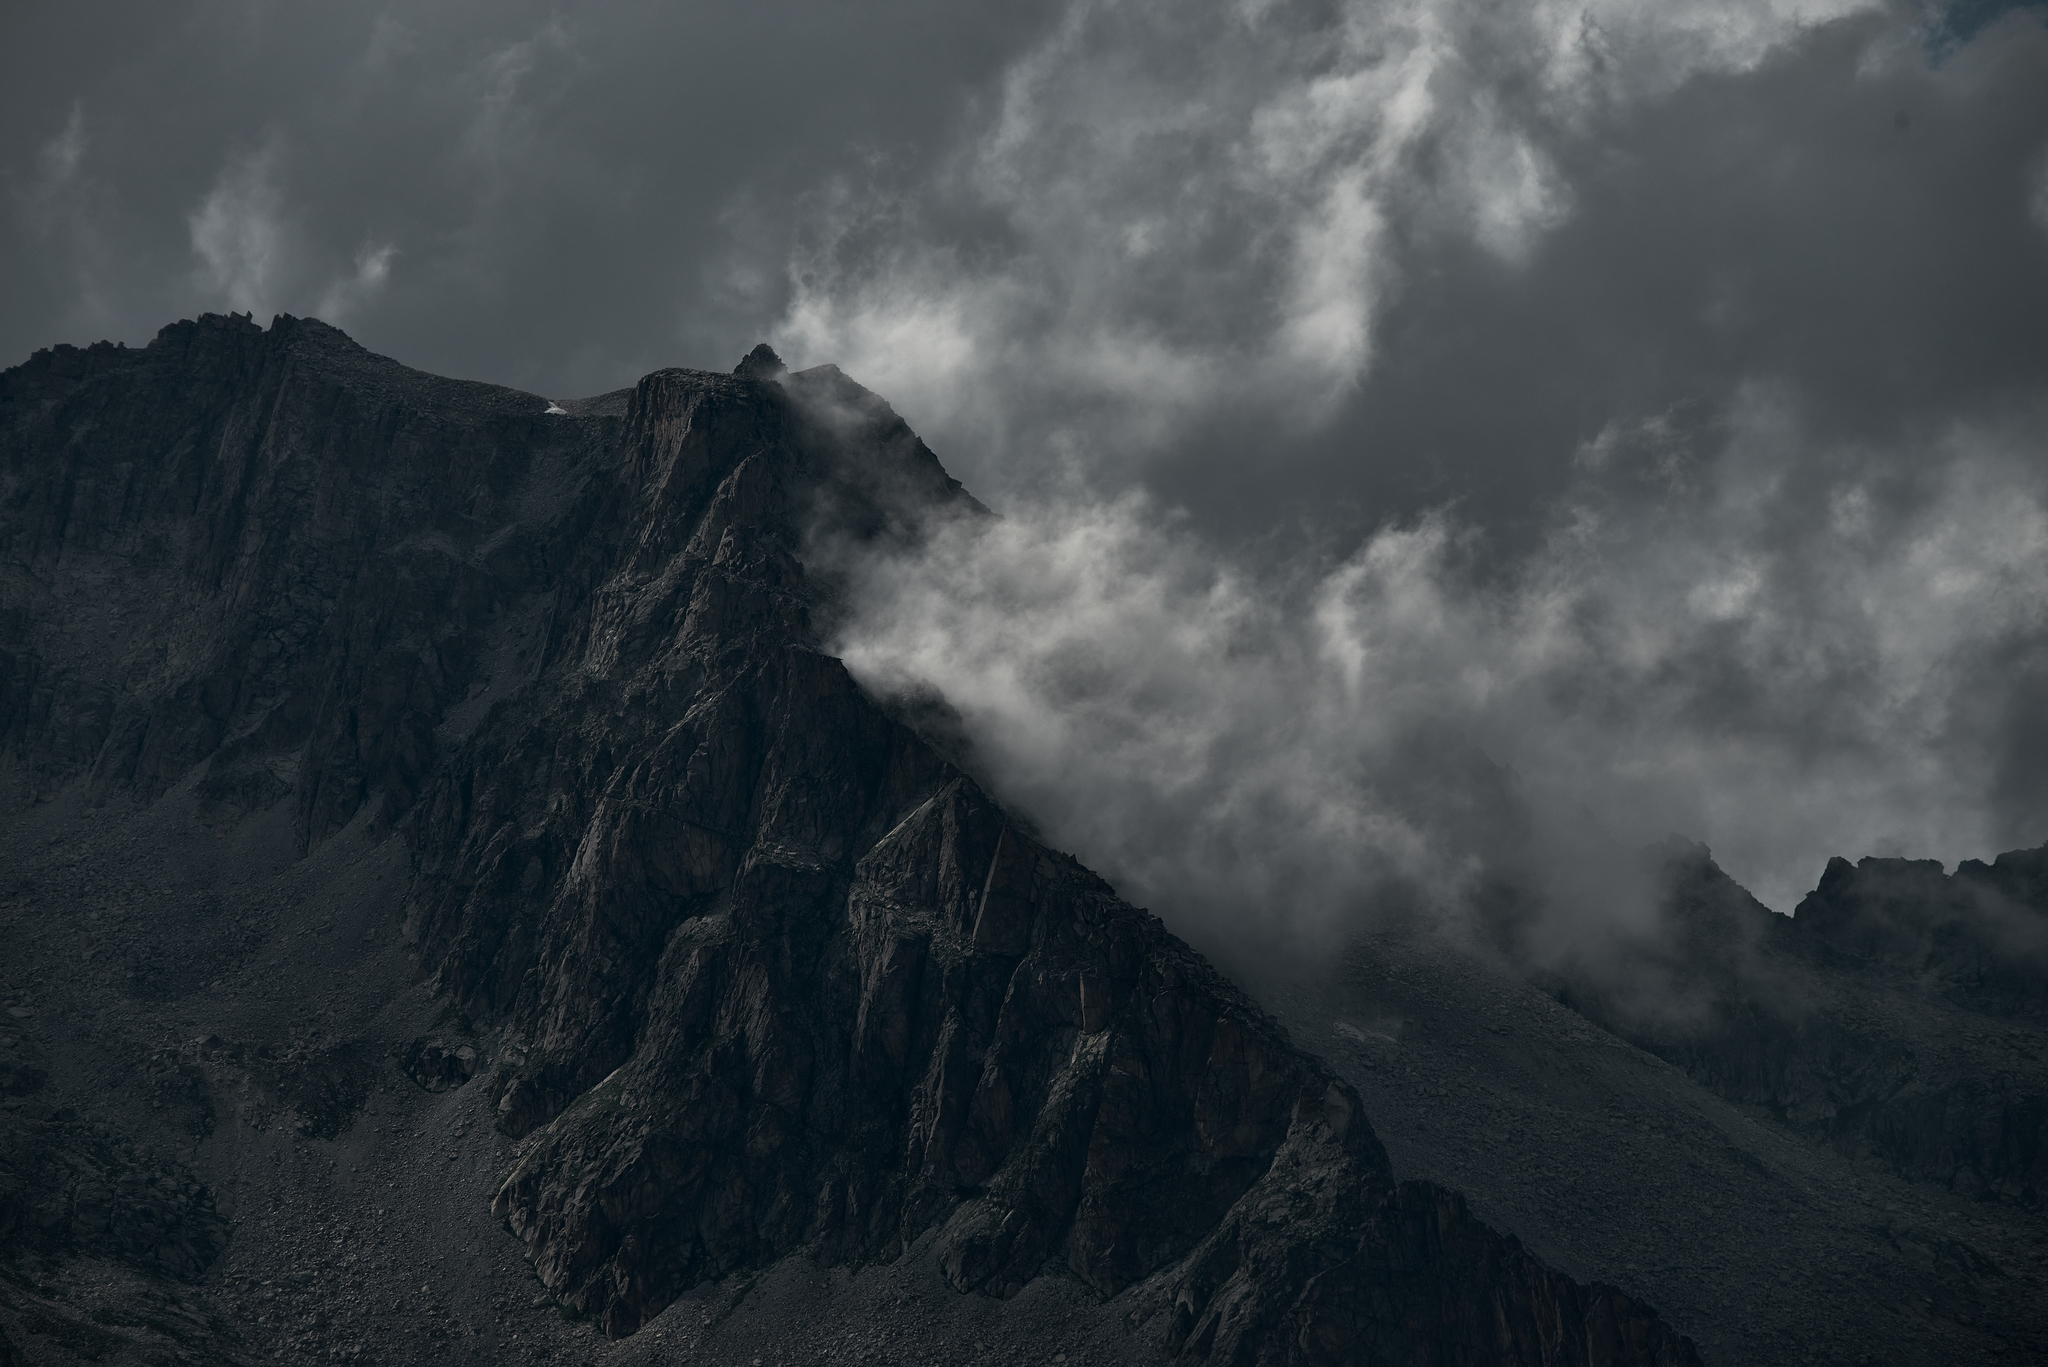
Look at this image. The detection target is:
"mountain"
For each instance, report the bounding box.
[1553,840,2048,1205]
[0,314,1702,1367]
[1261,836,2048,1367]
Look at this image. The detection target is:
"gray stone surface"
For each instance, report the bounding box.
[0,315,1700,1366]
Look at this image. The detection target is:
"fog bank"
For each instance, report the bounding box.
[824,386,2048,956]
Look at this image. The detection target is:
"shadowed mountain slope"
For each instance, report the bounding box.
[0,314,1698,1366]
[1541,841,2048,1208]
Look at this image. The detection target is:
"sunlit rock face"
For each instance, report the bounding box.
[1,314,1700,1364]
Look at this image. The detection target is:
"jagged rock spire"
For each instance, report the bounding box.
[734,342,787,382]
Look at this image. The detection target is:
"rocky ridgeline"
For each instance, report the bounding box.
[1551,840,2048,1207]
[1795,849,2048,1022]
[1,315,1700,1363]
[0,311,605,845]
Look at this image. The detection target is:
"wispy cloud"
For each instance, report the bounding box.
[10,101,125,331]
[826,384,2048,958]
[2030,143,2048,234]
[770,0,1881,481]
[36,101,88,185]
[188,138,288,314]
[779,0,2048,963]
[463,21,572,166]
[317,240,397,322]
[18,101,96,242]
[187,136,399,326]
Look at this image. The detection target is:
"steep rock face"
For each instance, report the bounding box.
[3,315,1700,1364]
[404,350,1698,1360]
[1552,842,2048,1205]
[1162,1179,1693,1367]
[0,311,610,846]
[1796,851,2048,1021]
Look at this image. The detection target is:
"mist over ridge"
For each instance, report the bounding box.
[773,0,2048,942]
[8,0,2048,941]
[10,4,2048,1365]
[818,381,2048,951]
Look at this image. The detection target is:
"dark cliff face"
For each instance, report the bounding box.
[1797,850,2048,1021]
[0,312,599,844]
[1,313,1702,1364]
[1547,840,2048,1207]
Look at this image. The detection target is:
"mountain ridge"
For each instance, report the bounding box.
[1539,838,2048,1209]
[1,314,1701,1365]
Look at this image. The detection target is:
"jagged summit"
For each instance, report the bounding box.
[10,313,2045,1364]
[0,315,1701,1366]
[1540,837,2048,1213]
[735,340,789,382]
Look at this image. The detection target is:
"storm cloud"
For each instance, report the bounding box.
[8,1,2048,951]
[822,386,2048,959]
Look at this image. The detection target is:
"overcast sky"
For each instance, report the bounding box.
[8,1,2048,936]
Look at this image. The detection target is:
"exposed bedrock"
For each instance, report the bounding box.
[0,311,611,846]
[2,314,1699,1363]
[1549,841,2048,1207]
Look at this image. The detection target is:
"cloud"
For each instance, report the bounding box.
[11,0,2048,967]
[3,3,1068,394]
[188,138,288,315]
[460,20,576,178]
[12,102,112,320]
[15,103,89,233]
[316,241,396,323]
[184,132,398,332]
[36,101,87,185]
[2030,144,2048,233]
[824,383,2048,962]
[766,0,1887,491]
[770,1,2048,963]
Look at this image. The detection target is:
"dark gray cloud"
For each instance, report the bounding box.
[9,1,2048,947]
[767,4,2048,531]
[1316,11,2048,554]
[786,1,2048,940]
[2,2,1061,394]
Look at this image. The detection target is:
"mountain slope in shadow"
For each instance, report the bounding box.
[0,314,1697,1366]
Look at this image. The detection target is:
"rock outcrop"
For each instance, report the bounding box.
[0,1027,224,1280]
[2,314,1700,1363]
[1797,849,2048,1021]
[0,312,602,846]
[1550,840,2048,1206]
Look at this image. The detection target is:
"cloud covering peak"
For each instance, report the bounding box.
[8,0,2048,954]
[822,383,2048,955]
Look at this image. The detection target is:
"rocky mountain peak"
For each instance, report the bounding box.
[0,315,1702,1364]
[735,341,789,382]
